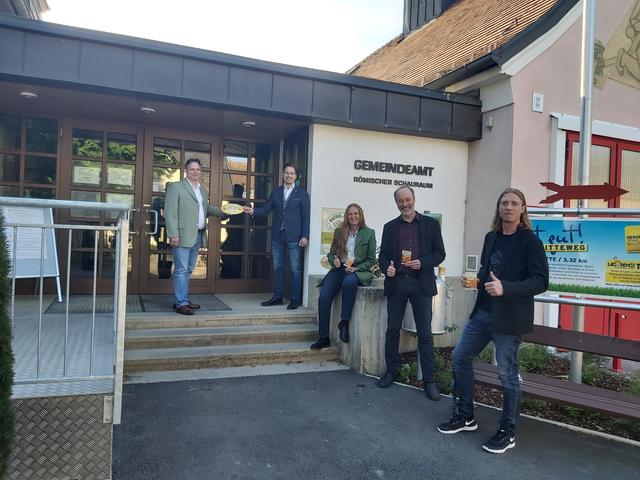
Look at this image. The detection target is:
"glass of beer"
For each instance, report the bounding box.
[463,271,478,289]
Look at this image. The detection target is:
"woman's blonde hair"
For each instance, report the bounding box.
[330,203,366,259]
[491,188,532,231]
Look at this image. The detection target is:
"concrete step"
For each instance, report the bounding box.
[124,342,340,373]
[125,308,317,330]
[124,361,349,384]
[125,323,318,349]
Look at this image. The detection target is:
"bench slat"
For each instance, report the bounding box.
[472,362,640,420]
[523,325,640,362]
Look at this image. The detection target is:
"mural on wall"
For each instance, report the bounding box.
[595,0,640,89]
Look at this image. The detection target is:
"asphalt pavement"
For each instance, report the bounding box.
[113,369,639,480]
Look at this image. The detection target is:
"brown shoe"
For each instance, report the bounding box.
[175,305,195,315]
[173,302,201,310]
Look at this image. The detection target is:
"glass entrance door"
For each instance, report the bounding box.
[60,119,142,294]
[137,128,220,294]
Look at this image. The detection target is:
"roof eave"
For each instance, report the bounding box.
[425,0,579,90]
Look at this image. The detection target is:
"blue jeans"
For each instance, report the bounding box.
[271,237,302,301]
[317,268,361,337]
[172,231,202,308]
[452,309,522,434]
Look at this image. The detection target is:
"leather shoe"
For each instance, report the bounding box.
[338,321,350,343]
[261,297,283,306]
[424,382,441,401]
[287,300,300,310]
[173,301,200,310]
[378,370,395,388]
[310,337,330,350]
[175,305,195,316]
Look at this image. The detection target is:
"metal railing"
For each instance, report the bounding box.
[1,196,129,424]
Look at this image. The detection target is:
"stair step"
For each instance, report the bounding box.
[124,342,339,373]
[125,324,318,349]
[125,308,317,330]
[124,361,349,384]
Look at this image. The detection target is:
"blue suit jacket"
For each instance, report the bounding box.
[253,185,310,244]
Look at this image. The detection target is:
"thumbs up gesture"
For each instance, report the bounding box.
[485,271,503,297]
[387,260,396,278]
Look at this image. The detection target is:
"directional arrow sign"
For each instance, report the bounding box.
[540,182,628,204]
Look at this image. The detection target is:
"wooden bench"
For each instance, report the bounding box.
[471,325,640,420]
[473,362,640,419]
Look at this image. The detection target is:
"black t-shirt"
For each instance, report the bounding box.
[478,231,519,313]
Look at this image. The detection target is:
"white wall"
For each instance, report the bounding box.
[304,124,469,303]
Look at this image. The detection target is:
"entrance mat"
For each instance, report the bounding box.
[45,295,143,314]
[45,294,230,314]
[139,294,230,312]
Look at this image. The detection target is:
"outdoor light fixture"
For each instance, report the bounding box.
[140,106,156,114]
[241,121,256,128]
[19,91,38,100]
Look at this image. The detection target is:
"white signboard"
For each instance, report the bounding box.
[2,207,61,301]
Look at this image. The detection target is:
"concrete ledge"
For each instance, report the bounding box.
[308,274,476,376]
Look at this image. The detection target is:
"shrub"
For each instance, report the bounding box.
[398,362,417,384]
[0,212,15,478]
[476,345,493,364]
[625,371,640,396]
[519,343,553,372]
[434,350,453,395]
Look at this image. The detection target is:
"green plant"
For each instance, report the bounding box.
[581,362,604,386]
[559,405,583,417]
[0,212,15,478]
[521,397,547,411]
[397,362,417,384]
[519,343,554,372]
[477,344,493,364]
[434,350,453,395]
[624,371,640,395]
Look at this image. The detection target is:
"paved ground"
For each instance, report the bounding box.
[113,370,639,480]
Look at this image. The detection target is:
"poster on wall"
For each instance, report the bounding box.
[320,207,344,254]
[532,218,640,299]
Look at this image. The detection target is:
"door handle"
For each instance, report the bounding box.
[145,209,159,236]
[128,208,139,236]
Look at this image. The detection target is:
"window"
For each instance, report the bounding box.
[0,113,58,199]
[564,132,640,209]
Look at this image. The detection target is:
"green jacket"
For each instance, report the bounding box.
[164,178,224,248]
[320,226,377,286]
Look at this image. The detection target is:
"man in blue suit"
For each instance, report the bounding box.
[246,163,310,310]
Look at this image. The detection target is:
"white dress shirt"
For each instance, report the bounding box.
[189,180,205,230]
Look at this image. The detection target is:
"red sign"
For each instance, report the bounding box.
[540,182,628,204]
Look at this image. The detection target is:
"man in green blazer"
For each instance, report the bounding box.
[164,158,225,315]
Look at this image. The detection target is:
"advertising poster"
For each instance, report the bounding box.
[320,207,344,254]
[531,218,640,299]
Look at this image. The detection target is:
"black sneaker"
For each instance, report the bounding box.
[437,411,478,434]
[482,429,515,454]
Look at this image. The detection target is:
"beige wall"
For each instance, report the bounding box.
[463,104,514,259]
[510,0,640,200]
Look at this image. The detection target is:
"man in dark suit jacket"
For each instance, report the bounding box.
[246,163,310,310]
[437,188,548,455]
[377,186,446,401]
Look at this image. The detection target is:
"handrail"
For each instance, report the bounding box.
[0,196,128,212]
[1,196,129,425]
[536,294,640,311]
[528,207,640,215]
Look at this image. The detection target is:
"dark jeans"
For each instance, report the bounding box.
[271,233,301,302]
[452,309,522,434]
[317,268,361,338]
[385,276,435,382]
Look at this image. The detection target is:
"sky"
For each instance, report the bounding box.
[43,0,404,73]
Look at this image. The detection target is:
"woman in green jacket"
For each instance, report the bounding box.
[311,203,376,349]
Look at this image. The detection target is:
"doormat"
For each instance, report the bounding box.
[139,294,231,312]
[45,294,230,314]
